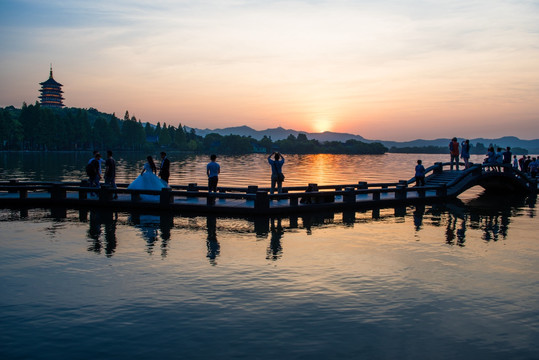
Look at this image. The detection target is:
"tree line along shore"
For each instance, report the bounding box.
[0,103,387,155]
[0,103,528,155]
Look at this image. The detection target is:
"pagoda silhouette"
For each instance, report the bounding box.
[39,65,64,108]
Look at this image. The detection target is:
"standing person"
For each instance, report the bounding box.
[519,155,526,171]
[268,152,285,194]
[530,157,538,178]
[502,147,512,164]
[524,156,532,174]
[88,150,105,178]
[206,154,220,192]
[159,152,170,184]
[502,147,512,172]
[86,152,101,195]
[449,137,459,171]
[461,139,470,169]
[513,155,519,169]
[415,160,426,187]
[104,150,118,199]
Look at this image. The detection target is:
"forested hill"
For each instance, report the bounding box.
[0,104,387,155]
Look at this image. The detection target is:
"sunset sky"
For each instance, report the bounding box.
[1,0,538,141]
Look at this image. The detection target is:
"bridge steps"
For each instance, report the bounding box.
[426,171,462,186]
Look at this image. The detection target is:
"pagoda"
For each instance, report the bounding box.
[39,65,64,108]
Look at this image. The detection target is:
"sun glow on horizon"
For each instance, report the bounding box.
[312,118,333,133]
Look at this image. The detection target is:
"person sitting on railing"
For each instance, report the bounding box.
[415,160,426,187]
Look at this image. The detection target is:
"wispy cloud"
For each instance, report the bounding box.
[1,0,538,139]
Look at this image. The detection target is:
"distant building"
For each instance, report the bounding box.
[39,65,64,108]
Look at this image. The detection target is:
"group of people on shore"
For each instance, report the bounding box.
[86,151,287,195]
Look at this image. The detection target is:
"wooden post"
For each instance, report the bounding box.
[247,185,258,194]
[8,180,18,193]
[79,180,88,200]
[343,210,355,225]
[161,187,173,207]
[395,206,406,217]
[308,183,319,191]
[187,183,198,192]
[290,195,298,207]
[398,180,408,187]
[19,189,28,199]
[99,185,113,202]
[344,187,356,203]
[50,183,66,202]
[373,191,381,201]
[396,185,407,200]
[357,181,367,189]
[472,164,482,176]
[254,191,269,211]
[417,188,426,198]
[434,162,443,174]
[436,184,447,197]
[131,192,141,202]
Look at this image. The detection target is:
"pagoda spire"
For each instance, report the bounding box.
[39,65,64,108]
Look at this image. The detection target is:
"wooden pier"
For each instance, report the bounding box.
[1,162,536,215]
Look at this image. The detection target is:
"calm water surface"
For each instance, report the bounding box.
[0,153,538,359]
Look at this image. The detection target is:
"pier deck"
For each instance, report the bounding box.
[1,162,536,215]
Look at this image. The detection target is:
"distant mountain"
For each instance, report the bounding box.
[190,125,366,142]
[373,136,539,153]
[188,126,539,153]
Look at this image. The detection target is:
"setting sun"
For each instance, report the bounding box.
[313,118,333,133]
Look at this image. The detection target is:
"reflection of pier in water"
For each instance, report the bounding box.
[1,193,535,261]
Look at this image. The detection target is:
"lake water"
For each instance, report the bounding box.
[1,152,538,359]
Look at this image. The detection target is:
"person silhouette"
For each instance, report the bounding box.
[206,154,220,192]
[159,152,170,184]
[268,152,285,194]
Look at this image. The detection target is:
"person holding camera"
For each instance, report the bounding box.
[268,152,285,194]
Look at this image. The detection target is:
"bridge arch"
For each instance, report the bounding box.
[439,164,535,197]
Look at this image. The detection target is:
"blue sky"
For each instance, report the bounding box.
[1,0,539,140]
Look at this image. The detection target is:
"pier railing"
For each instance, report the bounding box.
[1,161,536,215]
